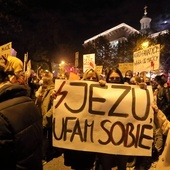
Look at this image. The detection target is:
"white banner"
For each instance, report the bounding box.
[133,44,160,73]
[0,42,12,58]
[83,53,95,72]
[95,65,103,75]
[53,80,154,156]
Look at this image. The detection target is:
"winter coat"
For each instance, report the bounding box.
[155,85,170,120]
[40,84,54,128]
[0,83,43,170]
[155,109,170,135]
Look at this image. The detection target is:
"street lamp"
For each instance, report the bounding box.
[141,41,149,49]
[61,61,65,65]
[59,61,66,79]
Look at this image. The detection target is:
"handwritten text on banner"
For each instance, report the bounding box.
[53,80,154,156]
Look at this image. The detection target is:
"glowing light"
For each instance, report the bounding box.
[141,41,149,48]
[61,61,65,65]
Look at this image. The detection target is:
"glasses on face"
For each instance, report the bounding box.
[108,76,120,82]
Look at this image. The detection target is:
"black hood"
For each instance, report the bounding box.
[0,84,28,102]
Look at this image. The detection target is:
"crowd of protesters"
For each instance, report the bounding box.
[1,52,170,170]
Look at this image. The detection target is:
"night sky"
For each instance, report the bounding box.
[60,0,170,62]
[1,0,170,62]
[38,0,170,54]
[44,0,170,43]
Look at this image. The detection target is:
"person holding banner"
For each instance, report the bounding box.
[35,71,62,164]
[61,68,100,170]
[82,68,100,81]
[153,74,170,166]
[127,74,163,169]
[152,103,170,137]
[123,70,133,84]
[152,104,170,170]
[154,74,170,121]
[96,67,129,170]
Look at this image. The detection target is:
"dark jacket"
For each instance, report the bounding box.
[0,83,43,170]
[156,85,170,120]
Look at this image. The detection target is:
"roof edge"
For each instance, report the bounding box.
[84,23,139,44]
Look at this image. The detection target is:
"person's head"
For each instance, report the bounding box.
[124,70,133,84]
[129,76,141,85]
[125,70,133,79]
[41,75,54,89]
[155,75,166,86]
[82,68,99,82]
[39,69,53,79]
[145,77,150,85]
[161,74,167,84]
[43,70,53,77]
[0,63,9,83]
[106,67,124,84]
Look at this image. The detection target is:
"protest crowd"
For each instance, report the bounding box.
[1,47,170,170]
